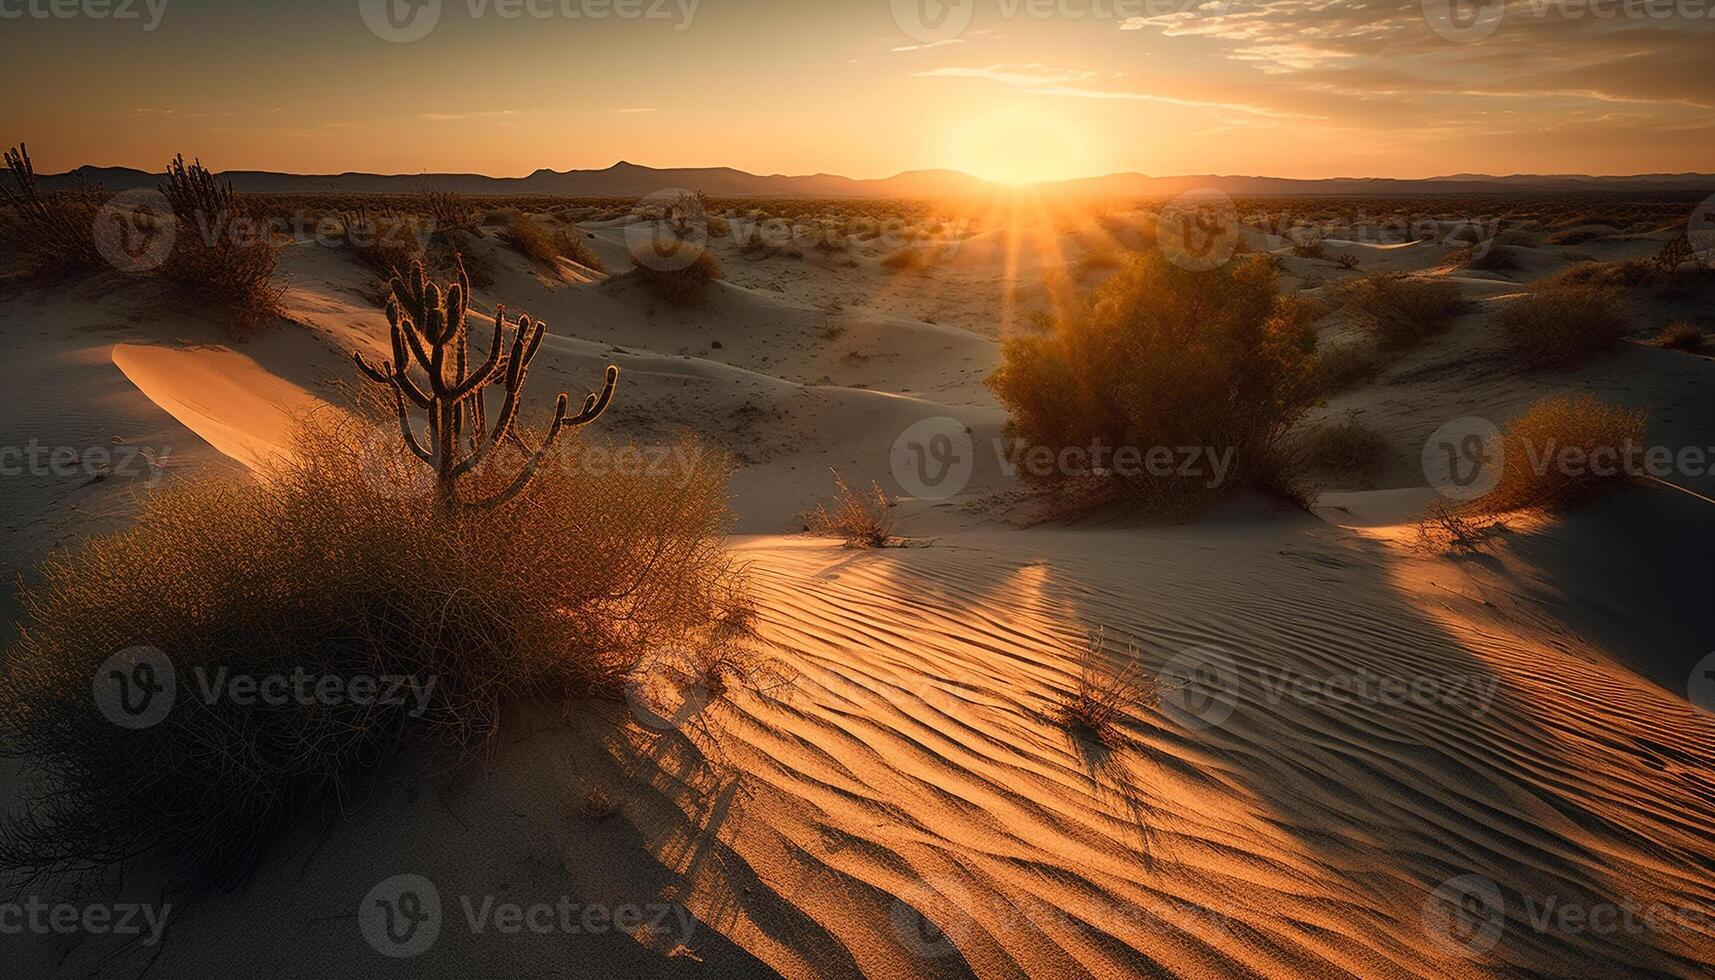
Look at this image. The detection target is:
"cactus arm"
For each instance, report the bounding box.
[449,307,508,402]
[564,365,619,426]
[390,385,434,464]
[469,394,575,510]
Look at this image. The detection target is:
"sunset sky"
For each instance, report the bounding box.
[3,0,1711,182]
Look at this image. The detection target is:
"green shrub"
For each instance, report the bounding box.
[1330,271,1467,350]
[985,250,1318,510]
[1495,280,1629,366]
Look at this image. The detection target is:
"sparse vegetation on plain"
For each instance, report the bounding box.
[802,469,893,547]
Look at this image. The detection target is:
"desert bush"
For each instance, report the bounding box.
[626,241,722,307]
[879,246,926,272]
[500,212,559,268]
[986,250,1319,510]
[413,188,475,231]
[1335,253,1360,270]
[1290,233,1326,259]
[1056,629,1153,748]
[1655,320,1704,351]
[1475,394,1647,513]
[1329,271,1467,350]
[802,469,893,547]
[1450,242,1519,271]
[1494,280,1629,366]
[1300,412,1386,474]
[553,228,605,273]
[340,209,424,278]
[1544,259,1651,289]
[1312,339,1383,393]
[1546,224,1615,246]
[159,155,282,326]
[0,144,104,276]
[0,403,741,887]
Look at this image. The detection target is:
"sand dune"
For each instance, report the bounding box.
[3,209,1713,978]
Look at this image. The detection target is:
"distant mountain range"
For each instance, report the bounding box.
[39,160,1715,198]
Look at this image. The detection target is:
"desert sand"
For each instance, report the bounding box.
[2,203,1713,979]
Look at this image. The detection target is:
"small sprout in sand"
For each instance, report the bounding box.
[1057,629,1154,748]
[803,469,893,548]
[1415,501,1508,553]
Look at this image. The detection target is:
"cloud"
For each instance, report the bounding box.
[914,63,1312,119]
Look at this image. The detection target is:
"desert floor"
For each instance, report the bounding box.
[2,207,1713,978]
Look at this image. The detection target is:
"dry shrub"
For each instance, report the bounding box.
[340,210,425,278]
[626,242,722,307]
[1056,629,1153,748]
[1312,339,1383,393]
[1544,259,1651,289]
[0,144,104,276]
[802,469,892,547]
[501,212,558,268]
[554,227,606,273]
[878,246,926,272]
[1330,271,1467,350]
[1415,502,1507,553]
[1656,320,1704,351]
[1301,412,1387,474]
[986,250,1318,510]
[1450,242,1519,271]
[0,410,741,888]
[1494,280,1629,366]
[1476,394,1647,513]
[159,155,282,327]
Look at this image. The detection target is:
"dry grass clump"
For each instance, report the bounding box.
[1300,412,1387,474]
[1311,339,1383,393]
[626,242,723,306]
[553,227,605,273]
[1415,501,1508,553]
[1330,271,1467,350]
[339,209,424,278]
[0,144,104,276]
[989,251,1317,512]
[1056,629,1153,748]
[500,212,560,268]
[1475,394,1647,513]
[0,409,741,888]
[878,246,926,272]
[159,155,282,327]
[1546,224,1616,246]
[1450,242,1519,271]
[1655,320,1704,352]
[802,469,893,547]
[1494,279,1629,366]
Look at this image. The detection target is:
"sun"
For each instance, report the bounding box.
[942,107,1100,186]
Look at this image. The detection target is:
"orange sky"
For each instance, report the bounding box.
[3,0,1711,181]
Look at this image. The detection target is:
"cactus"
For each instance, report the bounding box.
[354,258,617,509]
